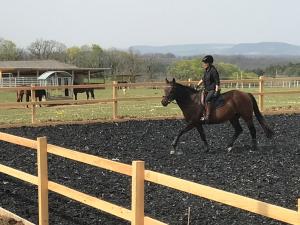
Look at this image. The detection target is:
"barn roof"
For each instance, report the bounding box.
[0,60,111,73]
[0,60,78,70]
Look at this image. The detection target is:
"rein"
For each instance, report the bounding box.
[162,96,177,105]
[164,84,203,106]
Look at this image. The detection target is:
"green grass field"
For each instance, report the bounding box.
[0,86,299,125]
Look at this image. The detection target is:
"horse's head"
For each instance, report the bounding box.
[161,78,177,106]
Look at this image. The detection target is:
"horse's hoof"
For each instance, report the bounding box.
[203,146,210,153]
[227,147,233,152]
[175,150,183,155]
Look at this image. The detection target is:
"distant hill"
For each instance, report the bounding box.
[130,42,300,56]
[129,44,234,56]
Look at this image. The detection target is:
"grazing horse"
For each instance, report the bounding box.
[25,89,46,103]
[73,82,95,100]
[16,90,26,102]
[118,81,128,95]
[161,78,274,154]
[17,89,46,107]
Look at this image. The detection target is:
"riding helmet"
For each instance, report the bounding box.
[202,55,214,64]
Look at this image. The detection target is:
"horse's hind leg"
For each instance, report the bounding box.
[245,119,257,150]
[227,115,243,152]
[26,93,30,108]
[91,90,95,99]
[196,124,209,152]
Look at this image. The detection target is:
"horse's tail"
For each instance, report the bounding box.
[248,93,274,138]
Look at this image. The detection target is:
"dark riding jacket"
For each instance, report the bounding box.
[202,65,220,91]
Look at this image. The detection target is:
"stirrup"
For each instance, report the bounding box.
[200,116,210,123]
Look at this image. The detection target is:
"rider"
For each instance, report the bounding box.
[197,55,220,123]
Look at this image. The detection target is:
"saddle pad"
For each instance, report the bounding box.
[212,94,225,109]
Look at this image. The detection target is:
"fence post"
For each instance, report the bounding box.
[37,137,49,225]
[259,76,264,112]
[31,84,36,123]
[132,161,145,225]
[112,81,118,120]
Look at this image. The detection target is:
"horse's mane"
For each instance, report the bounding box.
[174,82,199,94]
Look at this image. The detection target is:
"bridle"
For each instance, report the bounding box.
[162,89,177,105]
[162,96,177,105]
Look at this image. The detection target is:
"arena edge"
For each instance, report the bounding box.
[1,131,300,225]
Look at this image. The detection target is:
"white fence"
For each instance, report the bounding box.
[222,77,300,89]
[0,76,75,88]
[0,77,39,87]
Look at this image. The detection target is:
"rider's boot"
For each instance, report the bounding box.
[201,102,212,123]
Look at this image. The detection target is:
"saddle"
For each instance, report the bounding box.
[201,90,225,109]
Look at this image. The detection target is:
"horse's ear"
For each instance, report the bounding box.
[172,78,176,83]
[165,78,169,83]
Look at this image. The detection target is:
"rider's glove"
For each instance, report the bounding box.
[213,91,219,97]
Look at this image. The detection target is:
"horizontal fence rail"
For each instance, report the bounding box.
[0,76,300,124]
[144,170,300,225]
[1,131,300,224]
[0,132,166,225]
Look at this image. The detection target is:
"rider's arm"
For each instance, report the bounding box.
[212,68,220,92]
[215,84,219,92]
[197,79,203,86]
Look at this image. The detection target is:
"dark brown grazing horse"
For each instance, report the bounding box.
[17,89,46,107]
[73,81,95,100]
[161,78,274,154]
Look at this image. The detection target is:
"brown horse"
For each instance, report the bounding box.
[16,89,46,107]
[161,78,274,154]
[73,81,95,100]
[16,90,26,102]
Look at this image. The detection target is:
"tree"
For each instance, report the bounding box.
[66,46,81,65]
[215,63,240,79]
[167,59,203,80]
[91,44,104,67]
[28,39,67,60]
[265,63,300,77]
[167,60,259,81]
[144,55,161,80]
[0,38,18,60]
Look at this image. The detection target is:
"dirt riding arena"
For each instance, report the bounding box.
[0,114,299,225]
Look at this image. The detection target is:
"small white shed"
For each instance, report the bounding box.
[38,71,74,99]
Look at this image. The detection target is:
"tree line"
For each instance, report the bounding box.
[263,63,300,76]
[0,38,174,81]
[1,37,299,81]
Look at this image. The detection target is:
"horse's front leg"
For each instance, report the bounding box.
[171,123,195,155]
[26,94,30,108]
[196,124,209,152]
[38,96,42,107]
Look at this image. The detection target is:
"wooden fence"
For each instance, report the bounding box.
[0,132,300,225]
[0,76,300,124]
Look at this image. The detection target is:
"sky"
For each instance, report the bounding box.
[1,0,300,49]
